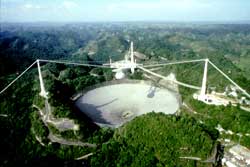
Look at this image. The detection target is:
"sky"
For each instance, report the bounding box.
[1,0,250,22]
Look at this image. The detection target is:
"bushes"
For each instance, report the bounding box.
[189,99,250,147]
[129,71,144,80]
[91,113,215,167]
[30,111,49,143]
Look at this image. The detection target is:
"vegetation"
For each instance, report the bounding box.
[1,22,250,166]
[30,111,50,143]
[186,99,250,147]
[91,113,215,167]
[0,69,96,166]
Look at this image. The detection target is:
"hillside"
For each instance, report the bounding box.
[1,23,250,167]
[91,113,216,167]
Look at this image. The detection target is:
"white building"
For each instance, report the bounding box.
[223,144,250,167]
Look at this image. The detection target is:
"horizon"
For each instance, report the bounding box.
[1,0,250,23]
[1,20,250,24]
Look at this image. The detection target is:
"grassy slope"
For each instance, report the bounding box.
[91,113,216,167]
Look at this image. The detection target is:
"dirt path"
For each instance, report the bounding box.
[33,101,95,147]
[0,114,8,117]
[33,101,78,131]
[48,133,96,148]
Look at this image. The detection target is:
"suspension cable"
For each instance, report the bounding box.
[0,60,37,94]
[138,66,201,90]
[208,60,250,98]
[142,59,206,68]
[39,59,110,68]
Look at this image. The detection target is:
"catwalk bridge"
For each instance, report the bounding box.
[1,42,250,105]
